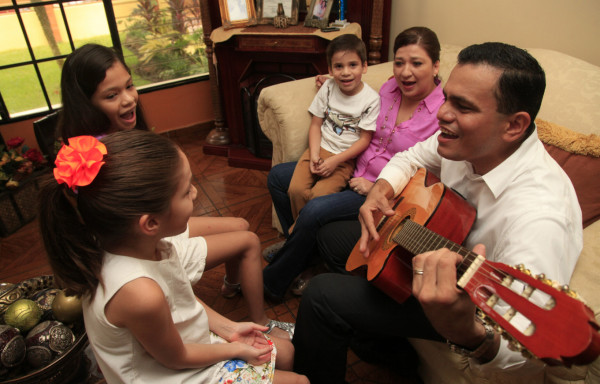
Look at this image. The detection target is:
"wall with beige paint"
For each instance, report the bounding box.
[389,0,600,66]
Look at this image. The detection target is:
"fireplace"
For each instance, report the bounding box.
[241,73,297,158]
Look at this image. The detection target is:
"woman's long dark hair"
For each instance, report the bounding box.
[57,44,149,140]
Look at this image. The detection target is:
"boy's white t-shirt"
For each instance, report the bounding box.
[308,78,380,154]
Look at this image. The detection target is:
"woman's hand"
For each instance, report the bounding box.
[315,74,330,89]
[348,177,374,195]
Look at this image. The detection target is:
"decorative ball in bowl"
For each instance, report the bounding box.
[0,276,89,383]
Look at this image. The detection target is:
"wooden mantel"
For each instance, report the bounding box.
[200,0,391,170]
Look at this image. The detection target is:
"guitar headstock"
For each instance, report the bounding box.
[462,259,600,366]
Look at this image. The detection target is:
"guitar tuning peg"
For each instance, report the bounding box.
[516,264,532,275]
[536,273,553,285]
[560,285,578,298]
[516,264,525,271]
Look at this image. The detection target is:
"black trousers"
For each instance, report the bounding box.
[293,220,444,383]
[316,220,362,274]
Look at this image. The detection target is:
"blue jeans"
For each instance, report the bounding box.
[266,162,296,237]
[264,162,366,298]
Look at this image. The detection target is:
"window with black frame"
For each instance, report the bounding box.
[0,0,209,123]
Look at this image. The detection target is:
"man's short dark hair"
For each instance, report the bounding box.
[458,42,546,136]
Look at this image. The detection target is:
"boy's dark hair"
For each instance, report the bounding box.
[39,130,180,297]
[57,44,149,140]
[326,34,367,67]
[458,42,546,136]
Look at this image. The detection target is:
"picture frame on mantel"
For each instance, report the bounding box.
[303,0,333,28]
[218,0,257,29]
[257,0,299,25]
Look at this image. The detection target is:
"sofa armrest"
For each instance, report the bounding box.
[257,77,316,166]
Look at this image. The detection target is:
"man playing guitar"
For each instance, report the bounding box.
[292,42,588,383]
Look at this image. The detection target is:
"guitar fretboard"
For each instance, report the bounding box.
[392,218,477,279]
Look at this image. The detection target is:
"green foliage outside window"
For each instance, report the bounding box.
[119,0,208,83]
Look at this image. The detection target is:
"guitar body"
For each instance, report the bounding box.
[346,168,477,303]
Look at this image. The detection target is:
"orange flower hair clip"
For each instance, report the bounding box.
[54,136,107,191]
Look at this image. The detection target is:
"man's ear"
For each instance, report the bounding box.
[138,214,160,236]
[504,111,531,143]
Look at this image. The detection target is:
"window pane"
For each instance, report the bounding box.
[0,11,29,67]
[23,4,72,60]
[0,0,210,122]
[38,59,64,107]
[113,0,209,83]
[1,65,49,116]
[64,0,111,47]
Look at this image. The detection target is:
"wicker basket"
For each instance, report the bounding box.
[0,169,48,237]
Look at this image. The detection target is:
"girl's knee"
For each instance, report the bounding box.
[273,337,295,370]
[234,217,249,231]
[239,231,260,251]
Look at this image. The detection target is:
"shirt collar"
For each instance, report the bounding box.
[422,83,444,115]
[479,125,540,198]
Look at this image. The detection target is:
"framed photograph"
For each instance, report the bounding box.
[257,0,299,25]
[218,0,257,30]
[303,0,333,28]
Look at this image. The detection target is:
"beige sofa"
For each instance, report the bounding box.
[258,44,600,383]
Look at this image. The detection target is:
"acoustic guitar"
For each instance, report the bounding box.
[346,168,600,366]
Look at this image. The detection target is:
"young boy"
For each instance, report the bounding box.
[287,34,380,227]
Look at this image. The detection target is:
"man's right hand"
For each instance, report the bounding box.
[358,179,396,257]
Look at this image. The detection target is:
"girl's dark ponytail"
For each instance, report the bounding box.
[38,176,103,297]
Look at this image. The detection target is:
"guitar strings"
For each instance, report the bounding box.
[391,219,514,291]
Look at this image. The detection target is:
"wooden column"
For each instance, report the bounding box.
[368,0,384,64]
[199,0,229,145]
[345,0,391,65]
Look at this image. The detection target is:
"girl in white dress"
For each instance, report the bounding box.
[38,130,308,384]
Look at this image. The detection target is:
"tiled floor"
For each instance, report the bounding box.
[0,128,421,383]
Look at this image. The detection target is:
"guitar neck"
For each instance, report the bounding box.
[392,219,478,282]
